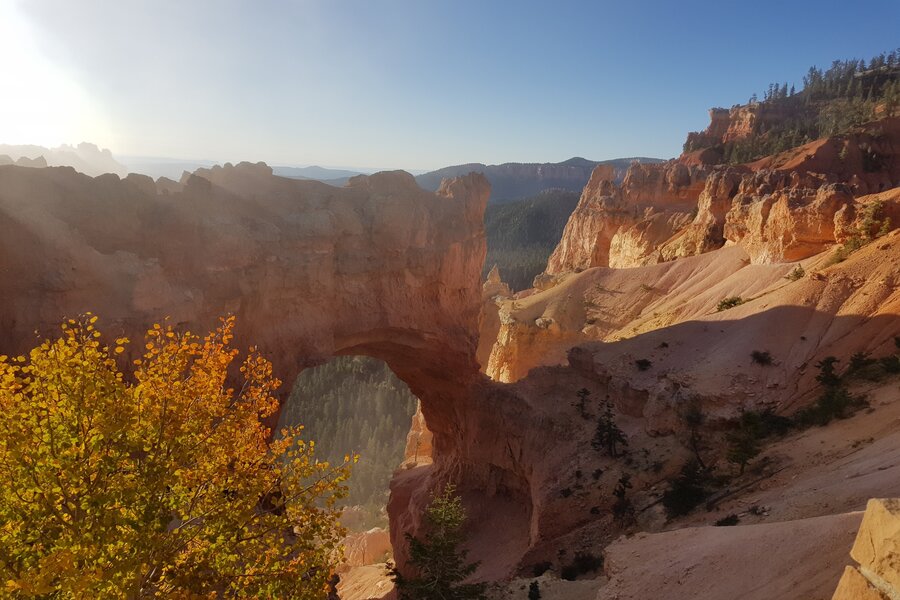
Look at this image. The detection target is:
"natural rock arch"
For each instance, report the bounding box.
[0,161,531,574]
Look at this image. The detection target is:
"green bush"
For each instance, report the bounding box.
[560,552,603,581]
[531,562,552,578]
[794,386,866,427]
[848,351,876,373]
[592,398,628,458]
[662,460,710,518]
[715,514,740,526]
[726,427,761,475]
[879,355,900,374]
[814,356,841,387]
[750,350,773,365]
[740,409,793,438]
[635,358,653,371]
[785,265,805,281]
[716,297,744,312]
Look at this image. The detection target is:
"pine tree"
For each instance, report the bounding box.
[574,387,591,419]
[682,402,707,469]
[815,356,841,388]
[612,473,634,522]
[592,397,628,458]
[392,485,487,600]
[726,427,760,475]
[662,459,709,517]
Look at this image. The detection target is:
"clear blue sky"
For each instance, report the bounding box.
[4,0,899,170]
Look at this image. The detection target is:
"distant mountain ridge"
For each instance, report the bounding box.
[414,156,665,204]
[118,157,365,183]
[0,142,127,177]
[271,165,364,181]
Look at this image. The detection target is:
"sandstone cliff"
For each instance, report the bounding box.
[833,499,900,600]
[683,102,800,155]
[543,162,707,274]
[488,186,899,384]
[543,118,900,278]
[0,162,491,575]
[471,233,900,578]
[341,528,392,568]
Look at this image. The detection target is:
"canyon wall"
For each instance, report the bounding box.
[0,162,489,393]
[468,229,900,578]
[543,117,900,278]
[543,162,707,275]
[487,187,900,386]
[414,157,664,203]
[0,162,495,573]
[683,103,800,153]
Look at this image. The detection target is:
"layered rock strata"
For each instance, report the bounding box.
[545,118,900,277]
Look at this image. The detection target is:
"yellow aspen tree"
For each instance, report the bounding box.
[0,315,353,599]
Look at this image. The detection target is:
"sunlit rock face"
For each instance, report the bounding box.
[545,161,708,274]
[833,499,900,600]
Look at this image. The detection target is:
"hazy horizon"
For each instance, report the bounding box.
[2,0,899,171]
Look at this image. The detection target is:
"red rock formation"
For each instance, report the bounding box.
[0,162,490,575]
[546,118,900,277]
[476,230,900,576]
[543,168,632,273]
[476,264,513,370]
[683,102,807,153]
[488,191,900,385]
[400,403,433,469]
[481,117,900,580]
[608,211,695,268]
[682,108,732,153]
[723,174,855,263]
[749,118,900,194]
[341,528,393,568]
[545,162,708,273]
[655,166,748,259]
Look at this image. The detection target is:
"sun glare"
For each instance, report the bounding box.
[0,3,111,148]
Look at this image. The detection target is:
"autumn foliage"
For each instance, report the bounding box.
[0,315,351,598]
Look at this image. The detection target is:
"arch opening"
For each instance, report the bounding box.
[278,355,421,534]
